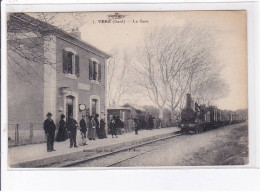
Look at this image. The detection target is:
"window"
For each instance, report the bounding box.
[90,95,100,116]
[93,61,98,81]
[67,52,73,74]
[89,59,101,82]
[62,49,80,77]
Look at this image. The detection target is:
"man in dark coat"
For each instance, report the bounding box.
[80,114,87,146]
[67,114,78,148]
[114,115,121,135]
[134,117,139,135]
[149,114,154,130]
[43,112,56,152]
[110,116,117,138]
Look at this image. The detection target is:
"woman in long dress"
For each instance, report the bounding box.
[94,114,101,139]
[56,114,67,142]
[95,114,107,139]
[87,116,97,140]
[100,118,107,138]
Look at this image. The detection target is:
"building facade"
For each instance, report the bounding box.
[8,13,110,127]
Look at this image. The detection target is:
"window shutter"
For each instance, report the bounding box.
[62,49,68,74]
[89,59,93,80]
[98,63,101,82]
[75,55,80,77]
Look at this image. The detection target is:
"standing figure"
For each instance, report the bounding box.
[119,117,125,134]
[134,117,139,135]
[146,113,150,129]
[88,116,97,140]
[100,118,107,138]
[110,116,117,138]
[67,114,78,148]
[149,114,154,130]
[43,112,56,152]
[56,114,67,142]
[80,114,87,146]
[94,114,101,139]
[114,115,121,136]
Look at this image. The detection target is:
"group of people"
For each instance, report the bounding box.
[43,112,107,152]
[108,115,125,138]
[108,115,140,136]
[43,112,143,152]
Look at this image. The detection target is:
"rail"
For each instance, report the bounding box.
[59,131,182,167]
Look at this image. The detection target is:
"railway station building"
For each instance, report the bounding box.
[8,13,110,127]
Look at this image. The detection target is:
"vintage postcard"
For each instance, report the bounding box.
[6,10,249,168]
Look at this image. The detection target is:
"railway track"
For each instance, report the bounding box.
[58,130,182,167]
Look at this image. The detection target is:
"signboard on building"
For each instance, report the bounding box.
[78,83,90,91]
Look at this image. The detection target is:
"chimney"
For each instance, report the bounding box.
[70,27,81,40]
[186,93,192,109]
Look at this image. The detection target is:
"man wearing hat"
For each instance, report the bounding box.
[79,114,87,146]
[43,112,56,152]
[67,114,78,148]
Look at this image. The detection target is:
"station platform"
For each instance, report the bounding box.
[8,127,179,168]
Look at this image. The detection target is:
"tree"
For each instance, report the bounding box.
[192,72,229,106]
[107,49,132,106]
[7,12,88,82]
[143,105,159,118]
[134,24,227,118]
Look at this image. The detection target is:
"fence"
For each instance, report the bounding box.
[8,123,46,147]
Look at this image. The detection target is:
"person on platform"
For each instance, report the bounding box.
[67,114,78,148]
[100,117,107,138]
[114,115,122,135]
[134,117,139,135]
[56,114,67,142]
[94,114,101,139]
[43,112,56,152]
[109,116,117,138]
[118,116,125,134]
[149,114,154,130]
[88,116,97,140]
[146,113,150,129]
[79,114,87,146]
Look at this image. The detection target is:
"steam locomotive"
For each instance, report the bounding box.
[179,93,245,134]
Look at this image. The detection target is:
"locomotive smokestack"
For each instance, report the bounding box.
[186,93,192,109]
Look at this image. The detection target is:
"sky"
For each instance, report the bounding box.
[35,11,248,111]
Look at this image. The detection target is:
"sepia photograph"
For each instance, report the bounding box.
[6,10,248,168]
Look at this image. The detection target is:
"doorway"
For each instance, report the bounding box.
[66,95,74,120]
[91,99,98,115]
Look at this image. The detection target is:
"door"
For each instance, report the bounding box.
[66,96,74,120]
[91,99,98,115]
